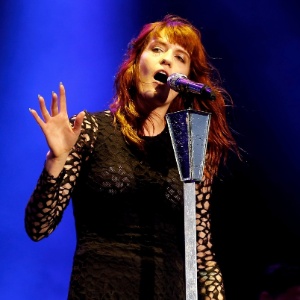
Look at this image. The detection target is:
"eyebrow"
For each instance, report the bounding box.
[149,39,190,57]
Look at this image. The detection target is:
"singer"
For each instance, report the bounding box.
[25,14,240,300]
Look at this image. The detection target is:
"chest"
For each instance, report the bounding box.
[79,124,183,205]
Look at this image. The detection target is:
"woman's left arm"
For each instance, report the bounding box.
[196,178,226,300]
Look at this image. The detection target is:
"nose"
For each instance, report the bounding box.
[160,50,173,66]
[161,58,170,67]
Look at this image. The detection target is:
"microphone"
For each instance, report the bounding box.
[167,73,216,100]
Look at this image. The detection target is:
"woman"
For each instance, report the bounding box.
[25,14,238,299]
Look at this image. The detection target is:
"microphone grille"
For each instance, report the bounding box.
[167,73,187,92]
[167,73,186,85]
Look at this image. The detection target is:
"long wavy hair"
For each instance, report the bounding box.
[110,14,240,180]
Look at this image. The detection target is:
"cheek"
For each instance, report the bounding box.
[174,60,191,77]
[181,64,191,77]
[139,53,152,77]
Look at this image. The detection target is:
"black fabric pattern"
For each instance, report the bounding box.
[25,110,225,300]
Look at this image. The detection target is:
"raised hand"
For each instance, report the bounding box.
[29,83,85,176]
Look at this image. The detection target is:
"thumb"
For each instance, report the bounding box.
[73,111,85,134]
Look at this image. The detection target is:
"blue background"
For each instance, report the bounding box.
[1,0,300,299]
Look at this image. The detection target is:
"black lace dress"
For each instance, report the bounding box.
[25,111,225,300]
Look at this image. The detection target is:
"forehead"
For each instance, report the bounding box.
[149,27,196,56]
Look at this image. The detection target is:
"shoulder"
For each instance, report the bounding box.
[68,110,115,153]
[82,110,118,139]
[84,110,113,125]
[70,110,113,129]
[89,110,113,122]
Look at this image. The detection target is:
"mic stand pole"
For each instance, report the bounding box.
[166,106,211,300]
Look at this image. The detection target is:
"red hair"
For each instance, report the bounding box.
[110,14,239,179]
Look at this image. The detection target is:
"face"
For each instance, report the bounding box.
[137,34,191,109]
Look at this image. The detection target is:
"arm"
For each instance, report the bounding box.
[25,83,95,241]
[24,113,97,241]
[196,177,226,300]
[29,83,85,177]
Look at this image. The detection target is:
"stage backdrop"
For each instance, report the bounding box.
[1,1,300,299]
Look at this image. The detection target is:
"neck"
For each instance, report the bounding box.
[142,108,167,136]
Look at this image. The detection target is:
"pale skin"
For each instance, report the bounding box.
[29,35,191,178]
[137,36,190,135]
[29,85,85,177]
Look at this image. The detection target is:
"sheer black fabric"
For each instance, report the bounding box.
[25,111,225,299]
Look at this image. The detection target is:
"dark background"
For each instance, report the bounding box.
[1,0,300,299]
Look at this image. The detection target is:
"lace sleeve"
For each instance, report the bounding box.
[196,177,226,299]
[24,112,98,241]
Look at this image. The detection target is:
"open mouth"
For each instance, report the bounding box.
[154,71,168,83]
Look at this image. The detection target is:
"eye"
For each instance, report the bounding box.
[175,55,185,63]
[152,46,164,53]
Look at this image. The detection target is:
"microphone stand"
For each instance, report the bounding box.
[166,95,211,300]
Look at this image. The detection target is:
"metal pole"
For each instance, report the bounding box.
[166,109,211,300]
[184,181,198,300]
